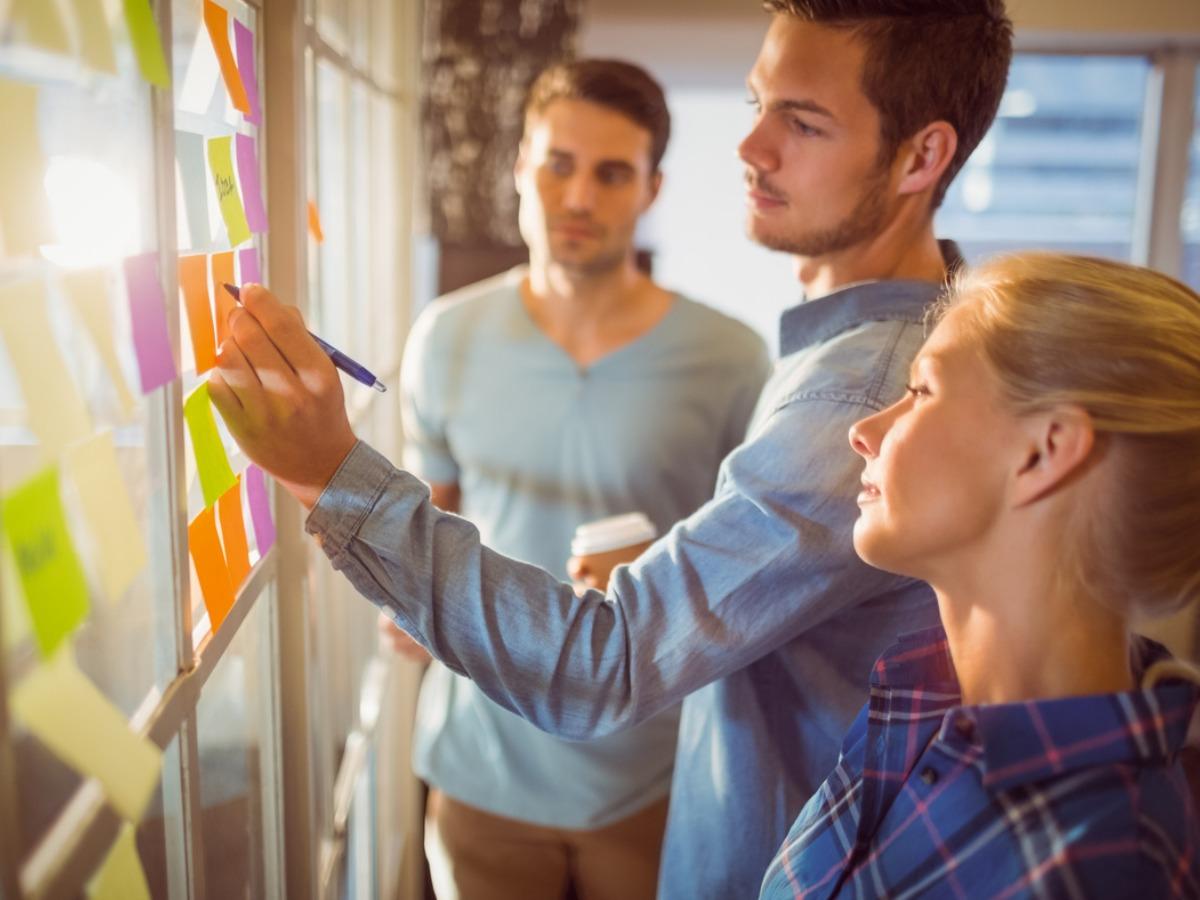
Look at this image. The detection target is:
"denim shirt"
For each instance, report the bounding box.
[307,265,951,898]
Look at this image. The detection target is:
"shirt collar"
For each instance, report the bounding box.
[778,239,963,357]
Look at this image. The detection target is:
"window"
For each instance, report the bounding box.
[1184,69,1200,288]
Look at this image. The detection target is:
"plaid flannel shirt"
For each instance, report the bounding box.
[760,626,1200,899]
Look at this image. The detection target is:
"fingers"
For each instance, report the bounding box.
[228,307,304,393]
[211,338,260,405]
[207,367,243,413]
[240,284,326,373]
[566,556,587,582]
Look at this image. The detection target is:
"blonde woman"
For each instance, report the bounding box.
[760,254,1200,899]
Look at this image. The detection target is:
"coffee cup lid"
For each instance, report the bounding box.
[570,512,657,557]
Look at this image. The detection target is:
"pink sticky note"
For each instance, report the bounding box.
[123,253,178,393]
[235,133,267,234]
[238,246,261,285]
[245,464,275,554]
[233,20,261,126]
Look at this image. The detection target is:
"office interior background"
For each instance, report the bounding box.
[0,0,1197,898]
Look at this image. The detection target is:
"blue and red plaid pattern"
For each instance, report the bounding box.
[759,627,1200,899]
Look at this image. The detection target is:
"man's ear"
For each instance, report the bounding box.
[1011,406,1096,508]
[643,169,664,211]
[895,121,958,200]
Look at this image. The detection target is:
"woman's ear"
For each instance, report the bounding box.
[1011,406,1096,507]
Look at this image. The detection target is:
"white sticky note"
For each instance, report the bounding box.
[10,649,163,822]
[88,822,152,900]
[0,279,93,459]
[60,267,137,420]
[64,431,148,604]
[178,17,220,115]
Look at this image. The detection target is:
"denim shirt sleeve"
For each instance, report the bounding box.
[306,382,909,741]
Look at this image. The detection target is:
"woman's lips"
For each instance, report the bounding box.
[857,478,881,505]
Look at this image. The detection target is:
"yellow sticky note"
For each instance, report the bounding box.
[10,0,70,53]
[0,78,53,259]
[2,547,32,651]
[207,137,250,247]
[183,383,237,508]
[88,822,151,900]
[4,467,91,658]
[61,268,137,420]
[121,0,170,88]
[10,650,162,822]
[0,279,93,458]
[70,0,118,75]
[64,431,148,604]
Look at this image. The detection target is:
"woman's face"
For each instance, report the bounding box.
[848,307,1027,581]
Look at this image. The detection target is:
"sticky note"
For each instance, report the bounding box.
[235,134,268,233]
[233,19,261,125]
[183,383,237,508]
[210,251,236,345]
[2,547,32,651]
[61,268,137,420]
[88,823,152,900]
[11,649,163,821]
[245,464,275,554]
[188,506,234,631]
[122,0,170,88]
[123,253,179,393]
[3,468,90,658]
[0,279,93,456]
[178,20,220,116]
[64,431,147,604]
[238,246,261,285]
[307,199,324,243]
[70,0,118,74]
[176,131,212,249]
[179,254,216,373]
[207,137,251,247]
[202,0,250,115]
[10,0,70,53]
[218,477,251,587]
[0,79,53,258]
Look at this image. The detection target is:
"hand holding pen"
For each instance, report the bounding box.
[222,283,386,392]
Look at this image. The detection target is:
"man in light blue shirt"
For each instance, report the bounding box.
[390,59,768,900]
[209,1,1014,896]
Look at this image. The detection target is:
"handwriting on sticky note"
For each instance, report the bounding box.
[11,649,163,822]
[218,477,251,587]
[88,822,152,900]
[0,279,94,457]
[124,253,179,393]
[61,267,137,420]
[188,505,235,631]
[235,134,267,233]
[202,0,250,115]
[65,431,148,605]
[245,464,275,555]
[122,0,170,88]
[0,78,53,258]
[71,0,119,74]
[233,19,261,125]
[183,383,237,508]
[4,468,91,658]
[207,136,251,246]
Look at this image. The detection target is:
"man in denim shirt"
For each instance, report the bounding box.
[210,2,1014,896]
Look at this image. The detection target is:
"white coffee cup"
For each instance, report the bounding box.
[569,512,658,592]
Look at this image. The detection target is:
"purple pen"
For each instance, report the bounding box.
[222,283,386,392]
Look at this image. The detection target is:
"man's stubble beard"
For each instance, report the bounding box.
[548,236,629,279]
[751,162,892,259]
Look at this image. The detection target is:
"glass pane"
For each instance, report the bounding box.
[370,93,402,368]
[1183,69,1200,289]
[316,0,349,55]
[369,0,398,90]
[348,80,371,359]
[936,55,1150,264]
[315,59,349,350]
[196,596,270,898]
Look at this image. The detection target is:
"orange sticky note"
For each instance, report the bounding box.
[217,477,250,589]
[202,0,250,115]
[210,252,235,345]
[307,200,324,243]
[187,506,234,631]
[179,254,216,373]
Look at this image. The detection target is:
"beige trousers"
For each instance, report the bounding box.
[424,789,670,900]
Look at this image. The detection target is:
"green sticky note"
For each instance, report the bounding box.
[122,0,170,88]
[4,467,91,658]
[206,136,251,247]
[183,383,237,508]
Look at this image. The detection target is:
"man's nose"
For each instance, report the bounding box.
[738,119,778,173]
[563,173,597,211]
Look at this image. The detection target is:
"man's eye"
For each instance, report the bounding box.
[790,118,820,137]
[905,383,930,399]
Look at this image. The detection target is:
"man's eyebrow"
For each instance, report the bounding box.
[770,98,836,120]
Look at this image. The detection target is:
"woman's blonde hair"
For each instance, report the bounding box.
[941,252,1200,620]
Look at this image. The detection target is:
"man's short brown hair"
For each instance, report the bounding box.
[524,59,672,173]
[763,0,1013,208]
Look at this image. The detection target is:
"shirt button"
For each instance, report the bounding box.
[955,717,975,739]
[920,767,938,785]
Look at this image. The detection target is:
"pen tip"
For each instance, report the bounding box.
[373,382,387,393]
[222,282,239,298]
